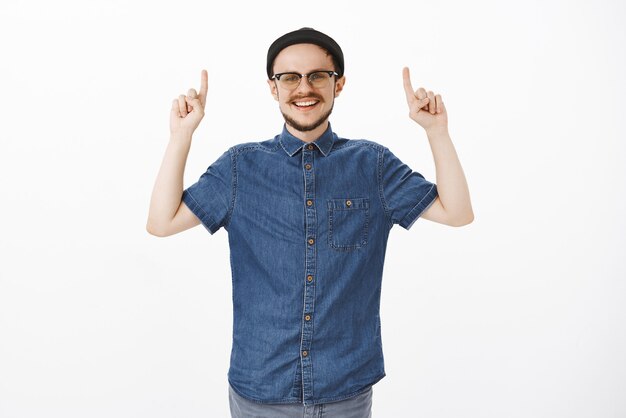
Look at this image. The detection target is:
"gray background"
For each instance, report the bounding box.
[1,0,624,416]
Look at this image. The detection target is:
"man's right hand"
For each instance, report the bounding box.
[169,69,208,136]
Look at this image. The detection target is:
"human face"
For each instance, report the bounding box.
[268,43,345,138]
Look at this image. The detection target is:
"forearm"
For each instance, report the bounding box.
[426,128,474,222]
[146,133,193,232]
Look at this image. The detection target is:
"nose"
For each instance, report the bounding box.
[294,75,314,93]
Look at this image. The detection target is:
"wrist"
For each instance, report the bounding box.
[425,126,449,138]
[170,131,193,142]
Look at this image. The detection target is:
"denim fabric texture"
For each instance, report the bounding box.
[229,383,373,417]
[182,123,438,406]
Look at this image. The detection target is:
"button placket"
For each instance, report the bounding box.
[300,144,317,402]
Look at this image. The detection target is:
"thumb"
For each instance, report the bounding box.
[186,97,203,113]
[416,97,429,109]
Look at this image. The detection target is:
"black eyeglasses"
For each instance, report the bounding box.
[271,71,339,90]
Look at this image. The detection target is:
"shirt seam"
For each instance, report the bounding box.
[400,183,438,229]
[331,139,381,152]
[377,147,394,229]
[181,189,218,234]
[223,146,237,229]
[228,374,384,405]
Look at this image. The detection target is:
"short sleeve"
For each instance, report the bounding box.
[379,146,438,230]
[182,149,234,235]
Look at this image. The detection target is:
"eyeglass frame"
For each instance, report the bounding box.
[270,70,340,89]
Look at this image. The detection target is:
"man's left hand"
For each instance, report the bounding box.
[403,67,448,133]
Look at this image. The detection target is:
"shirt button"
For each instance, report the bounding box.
[306,200,313,206]
[305,315,311,321]
[307,275,313,282]
[305,163,312,170]
[346,199,352,207]
[307,144,314,150]
[308,238,314,245]
[302,351,308,357]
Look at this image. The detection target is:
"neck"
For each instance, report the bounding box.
[285,120,329,143]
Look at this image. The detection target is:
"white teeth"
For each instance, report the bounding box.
[295,101,317,107]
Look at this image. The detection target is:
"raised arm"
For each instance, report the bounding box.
[146,69,208,237]
[402,67,474,227]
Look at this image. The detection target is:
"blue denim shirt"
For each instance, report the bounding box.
[182,123,438,406]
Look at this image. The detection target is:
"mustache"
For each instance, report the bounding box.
[289,93,323,101]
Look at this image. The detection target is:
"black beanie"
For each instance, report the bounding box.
[266,27,344,79]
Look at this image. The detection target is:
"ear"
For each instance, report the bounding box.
[267,79,279,101]
[334,76,346,98]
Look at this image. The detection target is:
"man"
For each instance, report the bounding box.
[147,27,473,417]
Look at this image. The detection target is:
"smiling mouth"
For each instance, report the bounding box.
[292,100,320,109]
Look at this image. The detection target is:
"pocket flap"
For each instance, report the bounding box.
[327,197,369,210]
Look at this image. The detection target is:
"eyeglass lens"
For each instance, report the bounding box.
[278,72,333,89]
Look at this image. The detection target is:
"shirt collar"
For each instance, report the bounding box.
[278,123,335,157]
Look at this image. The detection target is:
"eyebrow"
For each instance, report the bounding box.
[274,68,332,74]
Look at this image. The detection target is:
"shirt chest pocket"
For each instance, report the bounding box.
[327,197,369,251]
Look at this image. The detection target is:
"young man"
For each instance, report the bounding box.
[147,27,473,417]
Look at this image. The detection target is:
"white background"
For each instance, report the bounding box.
[1,0,624,417]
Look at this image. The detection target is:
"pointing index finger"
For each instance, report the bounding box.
[402,67,416,105]
[198,69,208,107]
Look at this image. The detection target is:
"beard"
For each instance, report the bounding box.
[278,84,336,132]
[281,102,334,132]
